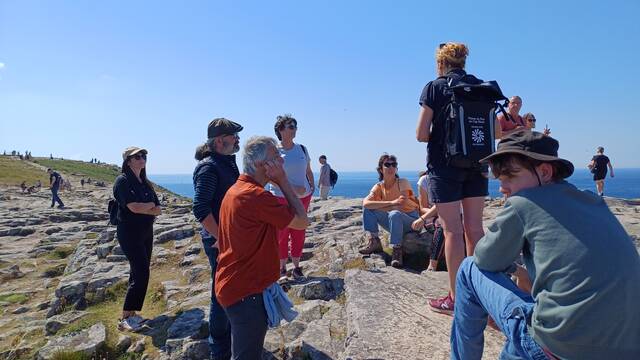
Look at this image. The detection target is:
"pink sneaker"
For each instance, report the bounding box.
[428,294,454,315]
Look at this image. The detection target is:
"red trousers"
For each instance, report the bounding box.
[277,193,312,259]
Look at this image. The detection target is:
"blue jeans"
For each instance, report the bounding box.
[51,186,64,207]
[451,257,548,360]
[202,236,231,360]
[362,208,419,246]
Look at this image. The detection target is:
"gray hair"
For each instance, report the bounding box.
[243,136,278,175]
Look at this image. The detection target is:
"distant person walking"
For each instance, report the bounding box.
[318,155,332,200]
[80,178,85,188]
[359,154,420,268]
[498,96,525,137]
[113,147,161,331]
[47,168,65,208]
[416,42,501,314]
[215,136,309,359]
[269,114,314,281]
[589,146,614,197]
[192,118,243,359]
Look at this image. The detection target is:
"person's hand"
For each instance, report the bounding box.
[411,217,425,231]
[543,127,551,136]
[263,159,287,184]
[391,195,407,207]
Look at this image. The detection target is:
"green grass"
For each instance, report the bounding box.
[0,157,49,186]
[85,232,99,239]
[0,293,29,304]
[32,158,121,183]
[42,264,66,278]
[46,246,75,260]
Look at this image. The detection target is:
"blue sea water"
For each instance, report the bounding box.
[150,168,640,200]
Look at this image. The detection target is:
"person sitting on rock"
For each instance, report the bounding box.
[359,154,420,268]
[450,131,640,360]
[411,171,442,271]
[215,136,309,359]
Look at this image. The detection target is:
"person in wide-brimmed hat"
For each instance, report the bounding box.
[449,131,640,360]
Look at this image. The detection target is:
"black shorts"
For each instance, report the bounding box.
[427,167,488,203]
[593,171,607,181]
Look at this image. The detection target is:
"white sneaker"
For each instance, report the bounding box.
[118,315,146,332]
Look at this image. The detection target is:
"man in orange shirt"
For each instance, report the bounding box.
[497,96,525,137]
[215,136,309,360]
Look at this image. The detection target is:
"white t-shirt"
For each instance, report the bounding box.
[268,143,312,198]
[417,174,432,207]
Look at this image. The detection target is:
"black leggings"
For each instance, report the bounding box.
[431,224,445,262]
[117,222,153,311]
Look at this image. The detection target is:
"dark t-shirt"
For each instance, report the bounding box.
[113,172,159,226]
[50,171,61,188]
[591,155,610,174]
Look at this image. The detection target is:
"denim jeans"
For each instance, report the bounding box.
[224,293,268,360]
[202,236,231,360]
[51,186,64,207]
[451,257,549,360]
[362,208,419,246]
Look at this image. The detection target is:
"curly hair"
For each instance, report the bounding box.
[436,42,469,70]
[274,114,297,141]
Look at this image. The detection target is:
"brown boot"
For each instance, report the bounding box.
[391,245,403,268]
[359,236,382,255]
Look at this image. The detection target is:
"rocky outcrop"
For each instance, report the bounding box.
[37,322,106,360]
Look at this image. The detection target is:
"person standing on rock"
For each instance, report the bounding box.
[216,136,309,359]
[47,168,65,208]
[415,42,501,314]
[113,147,161,332]
[192,118,243,360]
[359,154,420,268]
[318,155,332,200]
[450,132,640,360]
[588,146,614,197]
[268,114,314,281]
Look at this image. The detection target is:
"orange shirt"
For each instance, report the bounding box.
[366,178,419,213]
[215,174,295,308]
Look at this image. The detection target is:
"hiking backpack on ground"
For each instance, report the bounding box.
[439,74,509,169]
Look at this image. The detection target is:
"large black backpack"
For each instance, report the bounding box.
[439,74,509,169]
[329,168,338,188]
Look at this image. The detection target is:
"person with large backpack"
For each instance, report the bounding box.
[112,147,161,332]
[192,118,243,360]
[268,114,315,282]
[415,42,506,315]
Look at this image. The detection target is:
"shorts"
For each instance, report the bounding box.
[427,167,488,203]
[593,171,606,181]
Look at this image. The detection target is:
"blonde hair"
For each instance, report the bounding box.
[436,42,469,70]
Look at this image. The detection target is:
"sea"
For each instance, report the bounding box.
[150,168,640,200]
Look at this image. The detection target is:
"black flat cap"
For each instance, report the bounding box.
[207,118,243,139]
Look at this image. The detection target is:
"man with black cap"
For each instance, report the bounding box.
[192,117,243,360]
[450,131,640,360]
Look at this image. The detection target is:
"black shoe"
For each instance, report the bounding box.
[292,267,305,280]
[278,267,288,283]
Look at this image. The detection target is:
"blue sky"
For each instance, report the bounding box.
[1,0,639,174]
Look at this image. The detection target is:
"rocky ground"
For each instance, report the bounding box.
[1,169,639,359]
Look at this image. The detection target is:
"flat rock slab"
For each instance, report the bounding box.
[343,269,504,360]
[37,322,106,360]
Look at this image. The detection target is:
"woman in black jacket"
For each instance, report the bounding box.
[113,146,161,331]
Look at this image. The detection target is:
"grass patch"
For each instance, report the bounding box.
[0,293,29,304]
[343,257,367,270]
[32,158,121,184]
[0,157,49,186]
[46,246,75,260]
[42,264,66,278]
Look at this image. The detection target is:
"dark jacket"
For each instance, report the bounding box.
[192,152,240,239]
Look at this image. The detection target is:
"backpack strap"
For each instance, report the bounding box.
[299,144,309,160]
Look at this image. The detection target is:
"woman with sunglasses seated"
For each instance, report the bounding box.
[359,154,420,268]
[268,114,315,281]
[113,147,161,332]
[523,112,551,135]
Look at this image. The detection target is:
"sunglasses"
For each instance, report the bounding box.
[284,124,297,130]
[528,118,536,123]
[383,162,398,168]
[130,153,147,160]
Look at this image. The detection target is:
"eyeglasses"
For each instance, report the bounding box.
[224,133,239,139]
[383,162,398,168]
[285,124,297,130]
[130,153,147,160]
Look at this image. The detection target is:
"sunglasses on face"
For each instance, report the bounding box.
[130,153,147,160]
[284,124,297,130]
[528,118,536,123]
[383,162,398,168]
